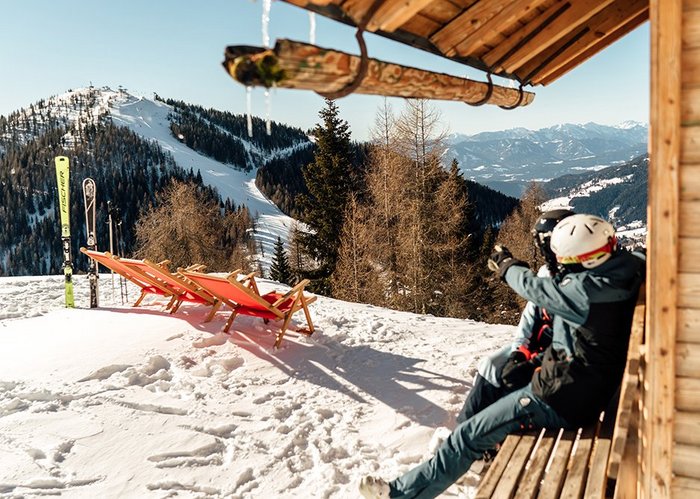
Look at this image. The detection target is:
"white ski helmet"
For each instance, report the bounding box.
[549,214,618,269]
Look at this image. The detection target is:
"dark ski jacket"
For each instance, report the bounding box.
[502,249,645,427]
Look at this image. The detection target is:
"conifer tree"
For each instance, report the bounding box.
[270,237,293,285]
[297,99,356,292]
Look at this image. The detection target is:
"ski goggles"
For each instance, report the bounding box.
[556,236,618,265]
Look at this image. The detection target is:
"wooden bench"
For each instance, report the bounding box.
[475,287,646,499]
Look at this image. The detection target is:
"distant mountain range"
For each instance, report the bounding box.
[446,122,648,197]
[540,154,648,243]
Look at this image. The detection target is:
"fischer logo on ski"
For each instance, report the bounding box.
[55,156,74,308]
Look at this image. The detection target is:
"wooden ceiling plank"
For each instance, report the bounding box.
[518,27,588,83]
[399,13,443,37]
[536,10,648,85]
[420,0,467,24]
[528,0,648,84]
[366,0,438,32]
[429,0,522,57]
[482,0,568,69]
[500,0,615,74]
[452,0,552,58]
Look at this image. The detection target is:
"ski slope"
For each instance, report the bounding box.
[108,91,296,270]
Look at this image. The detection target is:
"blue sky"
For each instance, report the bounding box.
[0,0,649,140]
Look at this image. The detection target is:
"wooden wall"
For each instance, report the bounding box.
[646,0,700,497]
[674,1,700,496]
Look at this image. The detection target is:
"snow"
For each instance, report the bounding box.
[0,275,514,498]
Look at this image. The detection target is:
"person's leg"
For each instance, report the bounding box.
[455,374,508,425]
[387,385,570,499]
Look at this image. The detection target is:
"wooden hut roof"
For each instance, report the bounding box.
[281,0,648,86]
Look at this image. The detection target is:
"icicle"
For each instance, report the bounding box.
[246,86,253,138]
[262,0,272,48]
[309,12,316,45]
[264,89,272,136]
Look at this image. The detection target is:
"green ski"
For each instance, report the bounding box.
[55,156,74,308]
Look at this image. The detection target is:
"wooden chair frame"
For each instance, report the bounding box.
[116,257,221,317]
[180,270,316,348]
[80,248,176,307]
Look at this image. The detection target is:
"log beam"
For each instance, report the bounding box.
[222,39,535,107]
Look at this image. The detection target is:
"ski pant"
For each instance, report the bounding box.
[388,384,571,499]
[455,373,510,425]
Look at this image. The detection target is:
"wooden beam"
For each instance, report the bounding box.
[499,0,614,74]
[680,165,700,201]
[525,0,648,84]
[482,0,569,70]
[222,39,535,107]
[429,0,522,57]
[676,341,700,376]
[679,272,700,308]
[680,237,700,271]
[680,202,700,237]
[674,411,700,446]
[678,307,700,343]
[645,1,681,498]
[537,11,648,85]
[673,476,700,496]
[366,0,438,32]
[682,127,700,163]
[676,376,700,411]
[673,444,700,479]
[450,0,552,59]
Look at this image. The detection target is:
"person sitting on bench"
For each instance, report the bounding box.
[457,209,575,426]
[359,214,645,499]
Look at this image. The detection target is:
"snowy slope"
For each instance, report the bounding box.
[106,91,298,271]
[0,275,513,498]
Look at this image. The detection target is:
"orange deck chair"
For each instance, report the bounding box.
[80,248,177,308]
[115,257,222,318]
[180,269,316,348]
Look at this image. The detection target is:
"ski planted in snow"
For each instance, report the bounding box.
[55,156,74,308]
[83,177,99,308]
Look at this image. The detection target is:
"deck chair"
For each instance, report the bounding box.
[180,269,316,348]
[115,257,221,318]
[80,248,177,308]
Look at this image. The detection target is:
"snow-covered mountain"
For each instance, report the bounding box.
[0,87,312,272]
[541,154,648,245]
[447,122,648,197]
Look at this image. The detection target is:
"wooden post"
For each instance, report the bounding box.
[645,0,681,497]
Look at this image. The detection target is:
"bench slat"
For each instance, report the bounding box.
[493,433,539,498]
[476,434,523,499]
[538,430,577,499]
[516,429,558,499]
[560,425,597,498]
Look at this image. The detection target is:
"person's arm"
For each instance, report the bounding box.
[512,301,537,351]
[503,265,590,325]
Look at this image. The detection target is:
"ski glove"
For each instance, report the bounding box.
[501,350,537,390]
[487,245,528,280]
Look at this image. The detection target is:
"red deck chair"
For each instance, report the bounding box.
[116,257,221,318]
[80,248,176,308]
[180,269,316,348]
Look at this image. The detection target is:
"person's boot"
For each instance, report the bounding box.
[359,475,390,499]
